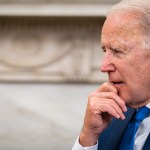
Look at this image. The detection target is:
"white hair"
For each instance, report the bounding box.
[108,0,150,49]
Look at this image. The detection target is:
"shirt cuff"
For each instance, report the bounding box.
[72,137,98,150]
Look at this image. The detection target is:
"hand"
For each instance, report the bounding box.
[79,82,127,147]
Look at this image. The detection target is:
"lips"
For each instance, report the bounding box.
[111,82,124,84]
[111,82,124,90]
[109,77,124,86]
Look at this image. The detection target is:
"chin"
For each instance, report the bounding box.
[118,92,130,104]
[119,95,144,108]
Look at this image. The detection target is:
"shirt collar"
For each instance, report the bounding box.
[146,102,150,109]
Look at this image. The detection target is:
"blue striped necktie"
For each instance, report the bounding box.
[119,106,150,150]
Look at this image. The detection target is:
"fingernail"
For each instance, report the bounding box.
[124,106,127,112]
[122,115,126,120]
[117,114,120,119]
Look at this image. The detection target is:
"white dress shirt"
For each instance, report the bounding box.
[72,103,150,150]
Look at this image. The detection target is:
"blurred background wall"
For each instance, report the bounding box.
[0,0,120,150]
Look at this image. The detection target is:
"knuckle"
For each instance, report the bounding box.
[88,99,100,113]
[88,97,96,106]
[88,92,95,99]
[88,102,96,113]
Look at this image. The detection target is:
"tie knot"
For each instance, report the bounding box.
[134,106,150,121]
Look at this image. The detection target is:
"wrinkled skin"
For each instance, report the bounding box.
[79,12,150,147]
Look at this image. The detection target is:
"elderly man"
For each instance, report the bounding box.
[72,0,150,150]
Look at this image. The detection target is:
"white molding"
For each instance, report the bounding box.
[0,4,112,17]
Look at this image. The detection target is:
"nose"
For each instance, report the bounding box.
[100,53,116,72]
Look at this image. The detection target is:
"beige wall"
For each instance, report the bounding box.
[0,17,107,83]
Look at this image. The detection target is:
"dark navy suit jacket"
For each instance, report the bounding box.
[98,107,150,150]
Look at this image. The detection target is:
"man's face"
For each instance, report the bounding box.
[100,12,150,108]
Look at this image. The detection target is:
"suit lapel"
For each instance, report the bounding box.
[142,133,150,150]
[98,107,135,150]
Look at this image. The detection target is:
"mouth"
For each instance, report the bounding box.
[111,82,124,85]
[111,82,124,89]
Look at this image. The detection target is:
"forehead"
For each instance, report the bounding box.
[101,12,142,45]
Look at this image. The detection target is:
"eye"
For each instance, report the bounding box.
[112,49,123,56]
[113,49,120,54]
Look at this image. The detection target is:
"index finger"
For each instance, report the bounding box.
[96,82,118,94]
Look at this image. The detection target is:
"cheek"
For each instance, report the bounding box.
[123,71,150,102]
[124,57,143,82]
[128,62,150,85]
